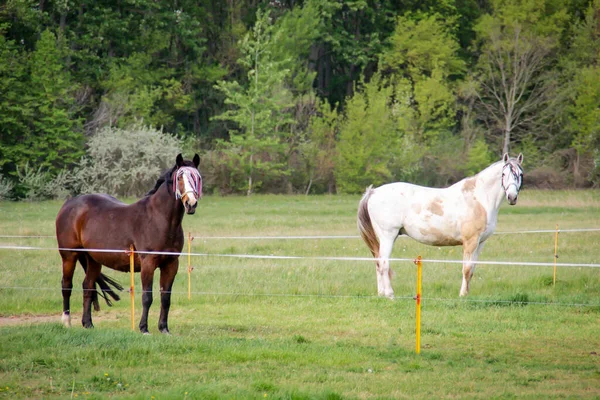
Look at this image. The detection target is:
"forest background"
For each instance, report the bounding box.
[1,0,599,199]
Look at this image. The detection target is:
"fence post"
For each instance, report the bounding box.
[187,232,193,300]
[414,256,422,354]
[129,244,135,331]
[553,224,559,286]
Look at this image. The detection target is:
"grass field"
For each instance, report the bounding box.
[0,190,599,399]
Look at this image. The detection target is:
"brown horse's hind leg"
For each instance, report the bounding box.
[81,255,102,328]
[158,258,179,334]
[60,251,78,328]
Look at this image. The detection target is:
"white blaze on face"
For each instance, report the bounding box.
[182,174,197,206]
[502,163,522,205]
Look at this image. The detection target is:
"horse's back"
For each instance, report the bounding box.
[56,194,128,248]
[367,182,464,245]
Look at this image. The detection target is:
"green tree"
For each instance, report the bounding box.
[0,33,29,177]
[473,0,568,155]
[213,9,294,194]
[27,30,84,174]
[559,0,600,185]
[299,99,339,194]
[335,74,398,193]
[380,13,466,146]
[0,29,83,182]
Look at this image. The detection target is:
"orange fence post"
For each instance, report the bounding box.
[187,232,193,300]
[553,224,559,286]
[414,256,422,354]
[129,244,135,331]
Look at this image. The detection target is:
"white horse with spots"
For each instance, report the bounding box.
[357,153,523,298]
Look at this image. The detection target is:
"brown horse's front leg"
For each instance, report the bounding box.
[158,258,179,334]
[139,263,156,334]
[60,252,77,328]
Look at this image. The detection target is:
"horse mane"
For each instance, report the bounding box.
[146,165,177,196]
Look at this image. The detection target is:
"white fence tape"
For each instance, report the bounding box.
[0,244,599,268]
[1,228,600,241]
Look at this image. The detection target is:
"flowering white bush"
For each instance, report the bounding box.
[74,122,183,197]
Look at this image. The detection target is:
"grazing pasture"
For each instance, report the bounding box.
[0,190,599,399]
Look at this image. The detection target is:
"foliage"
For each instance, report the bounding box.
[463,137,495,176]
[213,9,293,194]
[380,14,465,146]
[15,164,71,201]
[0,175,14,200]
[0,29,84,178]
[0,0,598,192]
[73,123,182,197]
[472,0,567,155]
[335,74,399,193]
[298,99,339,194]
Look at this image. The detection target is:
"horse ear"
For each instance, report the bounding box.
[176,153,184,167]
[503,153,509,163]
[193,154,200,168]
[517,153,523,165]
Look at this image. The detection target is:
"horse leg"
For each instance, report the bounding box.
[81,256,102,328]
[460,238,484,297]
[158,259,179,334]
[60,252,77,328]
[139,263,156,335]
[378,231,398,299]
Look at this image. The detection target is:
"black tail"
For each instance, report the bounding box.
[96,273,124,307]
[79,255,123,310]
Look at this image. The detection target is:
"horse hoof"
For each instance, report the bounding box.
[61,313,71,328]
[160,329,171,335]
[142,331,151,336]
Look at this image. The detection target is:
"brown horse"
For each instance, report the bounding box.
[56,153,202,334]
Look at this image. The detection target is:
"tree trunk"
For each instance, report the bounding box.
[503,127,510,155]
[305,177,312,195]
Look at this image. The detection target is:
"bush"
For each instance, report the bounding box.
[73,122,183,197]
[16,164,71,201]
[0,175,14,200]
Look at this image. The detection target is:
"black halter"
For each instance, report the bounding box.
[501,162,523,193]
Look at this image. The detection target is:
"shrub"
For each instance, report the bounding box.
[16,164,71,201]
[0,175,14,200]
[73,122,183,197]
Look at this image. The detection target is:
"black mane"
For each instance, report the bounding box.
[146,165,177,196]
[145,158,199,197]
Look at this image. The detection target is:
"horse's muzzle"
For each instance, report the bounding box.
[507,195,518,205]
[185,201,197,214]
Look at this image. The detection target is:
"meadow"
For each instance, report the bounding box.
[0,190,599,399]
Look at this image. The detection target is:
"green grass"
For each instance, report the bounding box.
[0,190,599,399]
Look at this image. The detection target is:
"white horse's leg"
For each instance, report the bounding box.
[376,264,384,296]
[378,232,397,299]
[460,239,485,297]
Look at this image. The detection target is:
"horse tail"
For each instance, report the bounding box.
[357,185,379,259]
[96,273,123,307]
[78,254,123,309]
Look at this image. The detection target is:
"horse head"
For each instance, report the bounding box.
[501,153,524,205]
[173,153,202,214]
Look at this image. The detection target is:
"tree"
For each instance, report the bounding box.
[380,13,466,146]
[213,9,294,194]
[472,1,567,155]
[335,74,398,193]
[299,99,338,194]
[560,0,600,185]
[0,29,83,180]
